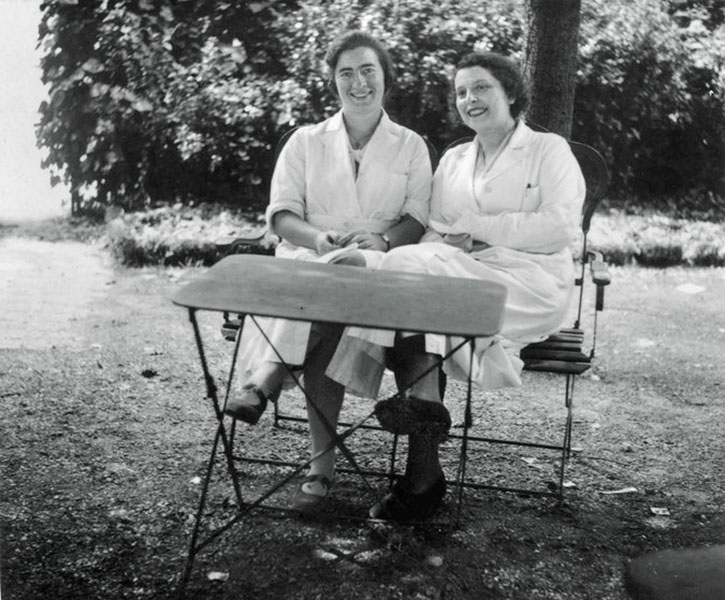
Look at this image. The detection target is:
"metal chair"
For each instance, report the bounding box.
[436,128,612,501]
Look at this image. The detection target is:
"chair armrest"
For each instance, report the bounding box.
[588,251,611,286]
[216,228,268,251]
[587,251,611,311]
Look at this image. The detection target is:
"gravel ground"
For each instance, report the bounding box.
[1,233,723,599]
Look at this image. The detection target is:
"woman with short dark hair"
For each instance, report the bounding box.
[328,51,585,521]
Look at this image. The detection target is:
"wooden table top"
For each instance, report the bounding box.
[172,255,506,337]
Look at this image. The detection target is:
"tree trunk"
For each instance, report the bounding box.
[524,0,581,138]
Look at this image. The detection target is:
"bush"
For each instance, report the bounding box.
[104,204,273,267]
[37,0,297,214]
[102,205,725,268]
[164,39,307,206]
[272,0,523,151]
[577,0,725,213]
[587,210,725,266]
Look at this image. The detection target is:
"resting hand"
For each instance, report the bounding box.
[315,230,342,255]
[338,230,387,251]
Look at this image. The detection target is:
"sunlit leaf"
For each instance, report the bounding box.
[81,58,104,74]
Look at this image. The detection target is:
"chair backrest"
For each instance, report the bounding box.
[274,127,298,164]
[441,135,474,159]
[568,141,609,233]
[423,137,439,172]
[273,126,439,172]
[440,126,609,235]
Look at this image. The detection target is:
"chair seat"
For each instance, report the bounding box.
[221,318,243,341]
[521,328,592,374]
[223,322,594,374]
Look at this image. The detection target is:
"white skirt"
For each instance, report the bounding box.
[234,247,385,387]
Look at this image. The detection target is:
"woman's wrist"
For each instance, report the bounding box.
[314,231,326,252]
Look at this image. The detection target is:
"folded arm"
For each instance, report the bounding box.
[428,137,585,254]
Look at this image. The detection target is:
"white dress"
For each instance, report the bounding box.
[235,110,432,383]
[326,120,585,396]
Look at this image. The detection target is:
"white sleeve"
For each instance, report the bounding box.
[400,133,432,227]
[455,137,585,253]
[266,129,307,233]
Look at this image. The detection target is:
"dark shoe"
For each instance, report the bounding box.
[224,384,278,425]
[369,473,447,522]
[374,396,451,436]
[291,474,332,513]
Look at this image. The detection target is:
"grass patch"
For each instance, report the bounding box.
[587,210,725,267]
[103,203,275,266]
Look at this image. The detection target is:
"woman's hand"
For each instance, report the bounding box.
[338,230,387,251]
[314,230,342,255]
[442,232,473,252]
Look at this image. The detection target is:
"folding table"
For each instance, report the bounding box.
[172,254,507,593]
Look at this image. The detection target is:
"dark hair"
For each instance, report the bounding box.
[324,30,394,95]
[455,52,530,119]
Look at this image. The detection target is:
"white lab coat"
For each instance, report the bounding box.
[236,110,432,379]
[326,121,585,395]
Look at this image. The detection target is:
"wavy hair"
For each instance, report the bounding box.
[455,52,530,119]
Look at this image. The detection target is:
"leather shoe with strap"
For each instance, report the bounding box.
[291,474,332,514]
[224,384,280,425]
[369,473,447,522]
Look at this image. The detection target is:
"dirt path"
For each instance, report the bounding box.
[0,236,114,349]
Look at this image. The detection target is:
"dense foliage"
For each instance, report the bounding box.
[37,0,724,216]
[576,0,725,214]
[37,0,300,212]
[270,0,523,149]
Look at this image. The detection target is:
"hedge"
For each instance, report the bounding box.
[103,206,725,268]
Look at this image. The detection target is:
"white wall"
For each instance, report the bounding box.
[0,0,69,223]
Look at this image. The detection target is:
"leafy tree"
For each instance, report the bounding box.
[575,0,725,211]
[669,0,725,28]
[36,0,725,217]
[37,0,299,214]
[273,0,523,150]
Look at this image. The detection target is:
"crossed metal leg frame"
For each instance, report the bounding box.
[177,310,488,597]
[272,372,575,506]
[439,372,575,501]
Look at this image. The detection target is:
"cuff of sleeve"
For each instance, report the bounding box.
[453,213,490,241]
